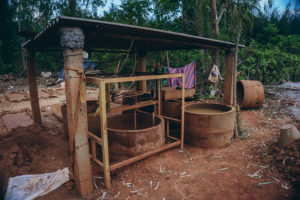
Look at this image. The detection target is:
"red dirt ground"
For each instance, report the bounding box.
[0,86,299,199]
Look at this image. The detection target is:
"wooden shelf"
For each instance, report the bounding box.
[110,100,158,113]
[86,73,184,84]
[85,73,185,189]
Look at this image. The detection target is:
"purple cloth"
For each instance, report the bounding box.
[167,61,196,88]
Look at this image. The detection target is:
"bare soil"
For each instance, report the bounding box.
[0,77,299,200]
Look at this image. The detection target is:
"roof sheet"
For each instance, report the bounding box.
[22,16,245,51]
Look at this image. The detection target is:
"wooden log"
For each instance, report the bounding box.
[63,48,93,195]
[137,53,147,92]
[24,48,42,125]
[279,124,300,147]
[223,50,235,105]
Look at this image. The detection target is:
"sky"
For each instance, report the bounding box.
[99,0,293,16]
[260,0,294,12]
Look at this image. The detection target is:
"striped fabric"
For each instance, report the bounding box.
[167,61,196,88]
[167,67,179,87]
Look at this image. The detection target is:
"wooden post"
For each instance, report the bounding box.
[134,109,137,130]
[137,53,147,92]
[180,75,185,150]
[105,83,111,112]
[98,80,111,189]
[92,140,96,160]
[24,48,42,125]
[166,119,170,137]
[223,49,235,105]
[60,27,93,195]
[158,79,162,116]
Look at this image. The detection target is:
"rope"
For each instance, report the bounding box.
[64,65,86,171]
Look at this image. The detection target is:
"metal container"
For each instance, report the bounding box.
[184,103,234,148]
[237,80,264,108]
[107,112,165,161]
[75,112,165,161]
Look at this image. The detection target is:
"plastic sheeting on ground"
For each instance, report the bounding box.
[5,167,69,200]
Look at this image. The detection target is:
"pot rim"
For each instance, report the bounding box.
[184,103,234,115]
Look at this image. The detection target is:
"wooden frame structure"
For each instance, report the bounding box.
[22,16,244,195]
[85,73,185,188]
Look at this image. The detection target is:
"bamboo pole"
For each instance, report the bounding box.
[180,75,185,150]
[158,79,162,116]
[98,80,111,189]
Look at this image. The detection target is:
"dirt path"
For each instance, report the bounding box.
[0,84,299,199]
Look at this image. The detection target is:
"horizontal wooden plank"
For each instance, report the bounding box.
[86,73,184,85]
[110,100,158,113]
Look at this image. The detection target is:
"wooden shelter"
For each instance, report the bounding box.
[22,16,244,195]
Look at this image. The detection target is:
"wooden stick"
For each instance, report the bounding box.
[93,158,104,168]
[161,115,181,123]
[91,140,96,160]
[166,135,180,141]
[106,83,111,112]
[87,131,102,145]
[109,141,180,171]
[166,119,170,137]
[136,109,151,115]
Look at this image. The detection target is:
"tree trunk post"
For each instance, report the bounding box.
[137,53,147,92]
[24,48,42,125]
[223,49,235,105]
[60,27,93,195]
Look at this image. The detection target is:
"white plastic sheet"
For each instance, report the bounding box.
[5,167,69,200]
[208,64,222,83]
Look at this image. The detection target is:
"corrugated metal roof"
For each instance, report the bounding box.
[22,16,245,51]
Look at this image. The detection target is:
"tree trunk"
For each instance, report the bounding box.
[210,0,219,67]
[234,19,242,137]
[68,0,77,16]
[210,0,218,36]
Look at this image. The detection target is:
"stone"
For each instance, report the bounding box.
[279,124,300,147]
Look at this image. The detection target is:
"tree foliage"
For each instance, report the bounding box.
[0,0,299,88]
